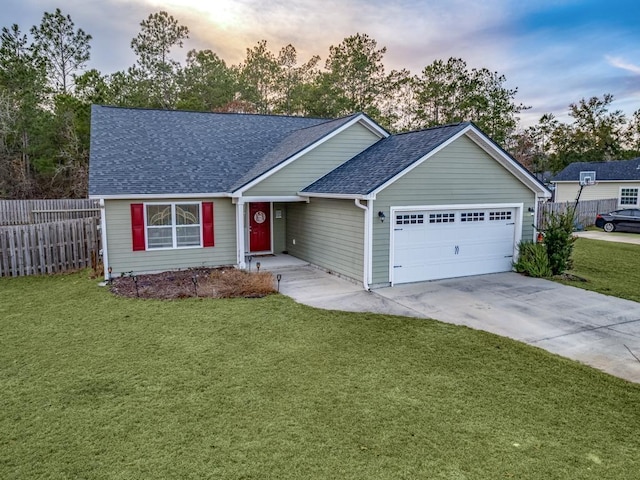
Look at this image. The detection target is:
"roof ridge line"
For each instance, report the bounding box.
[93,104,333,121]
[292,113,357,132]
[392,121,470,136]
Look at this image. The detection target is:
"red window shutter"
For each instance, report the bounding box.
[131,203,146,251]
[202,202,215,247]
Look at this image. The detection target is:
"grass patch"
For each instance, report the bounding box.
[1,272,639,479]
[557,238,640,302]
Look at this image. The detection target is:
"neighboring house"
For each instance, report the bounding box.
[552,158,640,207]
[89,105,550,288]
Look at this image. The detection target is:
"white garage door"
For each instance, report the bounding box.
[392,207,517,284]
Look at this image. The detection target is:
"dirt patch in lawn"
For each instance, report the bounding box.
[554,273,588,282]
[110,267,277,299]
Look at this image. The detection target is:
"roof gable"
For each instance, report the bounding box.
[552,158,640,182]
[302,123,468,196]
[302,122,549,198]
[230,113,387,193]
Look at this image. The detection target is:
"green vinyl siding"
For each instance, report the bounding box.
[371,135,537,285]
[272,203,287,254]
[286,198,364,282]
[244,123,380,196]
[104,198,236,274]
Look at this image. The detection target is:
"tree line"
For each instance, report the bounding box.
[1,9,639,198]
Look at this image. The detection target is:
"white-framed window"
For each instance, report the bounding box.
[620,187,639,206]
[146,202,201,249]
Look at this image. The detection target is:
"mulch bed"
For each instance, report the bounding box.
[109,267,277,300]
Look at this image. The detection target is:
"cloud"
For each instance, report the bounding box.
[139,0,519,72]
[606,56,640,75]
[6,0,639,127]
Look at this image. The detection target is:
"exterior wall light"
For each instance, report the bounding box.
[378,211,386,223]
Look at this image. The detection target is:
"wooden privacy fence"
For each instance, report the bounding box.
[537,198,618,229]
[0,217,101,277]
[0,198,100,225]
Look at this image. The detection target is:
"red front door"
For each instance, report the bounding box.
[249,202,271,252]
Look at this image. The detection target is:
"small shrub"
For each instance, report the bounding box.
[514,241,552,277]
[208,269,276,298]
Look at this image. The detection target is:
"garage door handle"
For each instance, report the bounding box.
[394,228,403,231]
[504,255,513,258]
[394,265,402,268]
[506,222,515,225]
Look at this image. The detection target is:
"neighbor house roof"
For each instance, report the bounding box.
[301,122,472,195]
[88,105,359,197]
[552,158,640,182]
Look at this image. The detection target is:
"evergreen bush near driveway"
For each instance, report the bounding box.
[514,241,552,277]
[518,209,577,277]
[543,210,577,275]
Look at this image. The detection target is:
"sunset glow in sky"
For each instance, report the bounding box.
[5,0,639,127]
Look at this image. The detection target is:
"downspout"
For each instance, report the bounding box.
[533,197,541,242]
[354,199,370,291]
[99,198,109,281]
[235,199,247,269]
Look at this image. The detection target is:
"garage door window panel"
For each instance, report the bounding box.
[429,213,455,223]
[490,211,512,221]
[396,214,424,225]
[461,212,485,222]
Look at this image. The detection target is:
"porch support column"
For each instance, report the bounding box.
[236,199,246,269]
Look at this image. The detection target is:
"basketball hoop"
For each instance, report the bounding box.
[579,170,596,186]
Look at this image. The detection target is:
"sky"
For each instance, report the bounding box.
[4,0,639,127]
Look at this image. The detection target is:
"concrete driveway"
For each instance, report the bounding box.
[273,264,640,383]
[573,230,640,245]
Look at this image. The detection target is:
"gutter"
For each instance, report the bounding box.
[354,199,371,291]
[89,192,231,200]
[99,198,109,281]
[301,192,375,200]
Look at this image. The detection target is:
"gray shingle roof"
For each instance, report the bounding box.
[88,105,354,196]
[552,158,640,182]
[302,122,471,195]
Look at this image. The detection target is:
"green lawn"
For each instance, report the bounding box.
[560,237,640,302]
[1,272,639,479]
